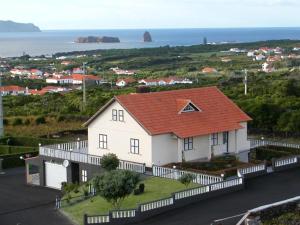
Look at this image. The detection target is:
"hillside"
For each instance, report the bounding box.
[0,20,41,32]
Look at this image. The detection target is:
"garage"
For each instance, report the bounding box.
[45,162,67,190]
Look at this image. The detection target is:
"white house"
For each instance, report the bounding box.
[138,79,158,86]
[84,87,252,167]
[255,54,266,61]
[262,62,275,73]
[116,78,136,87]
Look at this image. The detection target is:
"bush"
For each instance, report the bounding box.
[179,173,196,187]
[24,119,31,125]
[3,119,9,125]
[56,115,66,122]
[35,116,46,125]
[100,153,120,171]
[139,183,145,193]
[255,148,291,162]
[12,118,23,126]
[133,188,141,195]
[1,151,38,169]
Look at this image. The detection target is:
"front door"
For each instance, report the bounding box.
[71,163,80,184]
[223,132,229,153]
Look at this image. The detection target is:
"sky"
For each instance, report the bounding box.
[0,0,300,30]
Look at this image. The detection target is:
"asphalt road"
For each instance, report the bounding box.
[0,168,72,225]
[0,167,299,225]
[134,168,300,225]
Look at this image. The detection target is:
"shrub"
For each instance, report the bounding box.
[12,118,23,126]
[24,119,31,125]
[56,115,66,122]
[133,189,141,195]
[35,116,46,125]
[100,153,120,171]
[139,183,145,193]
[3,119,9,125]
[179,173,196,187]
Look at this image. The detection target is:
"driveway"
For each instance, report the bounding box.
[134,168,300,225]
[0,167,72,225]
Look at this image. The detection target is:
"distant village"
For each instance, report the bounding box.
[0,44,300,96]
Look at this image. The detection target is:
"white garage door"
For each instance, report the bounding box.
[45,162,67,190]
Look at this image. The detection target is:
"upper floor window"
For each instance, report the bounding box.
[112,109,118,121]
[112,109,125,121]
[212,133,218,145]
[182,103,199,113]
[184,137,193,151]
[119,110,124,122]
[99,134,107,149]
[223,132,228,144]
[130,138,139,154]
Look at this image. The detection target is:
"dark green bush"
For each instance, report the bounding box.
[12,118,23,126]
[100,153,120,171]
[139,183,145,193]
[255,148,292,162]
[1,151,38,169]
[35,116,46,125]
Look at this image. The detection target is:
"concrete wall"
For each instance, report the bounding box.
[88,101,153,167]
[182,135,210,161]
[152,134,178,166]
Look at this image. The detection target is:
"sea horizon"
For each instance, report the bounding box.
[1,27,300,58]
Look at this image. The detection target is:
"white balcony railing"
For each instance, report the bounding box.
[39,141,146,174]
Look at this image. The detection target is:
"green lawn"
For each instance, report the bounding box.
[62,176,199,225]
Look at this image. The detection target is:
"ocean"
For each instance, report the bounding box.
[1,27,300,57]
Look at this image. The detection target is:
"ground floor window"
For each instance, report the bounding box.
[184,137,193,150]
[130,138,139,154]
[212,133,218,145]
[82,170,87,182]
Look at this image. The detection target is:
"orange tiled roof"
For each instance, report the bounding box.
[113,87,251,138]
[0,85,26,92]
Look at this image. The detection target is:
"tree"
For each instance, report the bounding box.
[93,170,140,209]
[100,153,120,171]
[179,173,196,187]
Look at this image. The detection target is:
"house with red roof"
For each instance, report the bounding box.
[0,85,27,96]
[84,87,251,167]
[25,87,252,190]
[116,78,136,87]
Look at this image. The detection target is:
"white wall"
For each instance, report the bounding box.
[182,135,210,161]
[152,134,178,166]
[236,122,250,152]
[88,100,153,167]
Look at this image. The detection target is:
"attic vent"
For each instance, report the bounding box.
[182,103,199,113]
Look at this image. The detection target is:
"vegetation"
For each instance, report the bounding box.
[62,177,199,225]
[179,173,196,187]
[93,170,140,209]
[100,153,120,171]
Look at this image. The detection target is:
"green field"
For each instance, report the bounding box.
[62,177,199,225]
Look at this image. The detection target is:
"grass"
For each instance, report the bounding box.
[62,176,199,225]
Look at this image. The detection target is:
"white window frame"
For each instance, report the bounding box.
[212,133,218,146]
[119,110,124,122]
[99,134,107,149]
[112,109,118,121]
[184,137,193,151]
[81,170,87,182]
[130,139,139,154]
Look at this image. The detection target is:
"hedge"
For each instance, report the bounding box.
[0,136,67,147]
[255,148,292,162]
[0,145,38,155]
[1,151,39,169]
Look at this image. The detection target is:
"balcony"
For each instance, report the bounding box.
[39,140,146,174]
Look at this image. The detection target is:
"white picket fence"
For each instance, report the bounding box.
[274,156,298,168]
[237,163,266,177]
[85,177,243,225]
[111,209,136,218]
[250,139,300,149]
[140,197,174,212]
[119,160,146,174]
[152,165,223,185]
[174,186,210,200]
[87,215,110,224]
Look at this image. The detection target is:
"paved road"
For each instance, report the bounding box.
[0,168,72,225]
[134,168,300,225]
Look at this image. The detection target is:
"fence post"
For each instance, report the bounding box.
[83,214,88,225]
[0,158,4,174]
[55,196,61,209]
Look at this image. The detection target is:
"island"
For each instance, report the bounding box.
[143,31,152,42]
[0,20,41,32]
[76,36,120,43]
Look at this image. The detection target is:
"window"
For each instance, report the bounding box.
[82,170,87,182]
[130,139,139,154]
[184,137,193,151]
[119,110,124,122]
[223,132,228,144]
[99,134,107,149]
[112,109,118,121]
[212,133,218,145]
[182,103,199,113]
